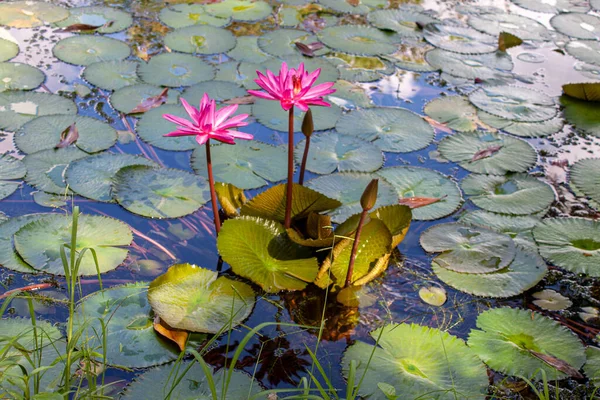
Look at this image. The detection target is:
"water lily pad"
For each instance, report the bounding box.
[459,210,539,251]
[260,56,340,87]
[425,49,514,82]
[424,23,496,54]
[419,286,447,306]
[54,6,132,33]
[191,141,287,189]
[14,213,132,275]
[343,323,488,400]
[71,283,179,368]
[533,217,600,276]
[83,60,140,91]
[477,111,564,138]
[148,264,255,333]
[32,191,66,208]
[258,29,328,58]
[15,115,117,154]
[113,166,209,218]
[560,95,600,137]
[367,9,437,37]
[139,53,215,88]
[0,38,18,62]
[159,4,231,28]
[205,0,272,21]
[566,40,600,66]
[0,180,19,201]
[53,36,131,66]
[227,35,271,63]
[215,61,263,89]
[377,166,463,220]
[0,154,26,180]
[136,104,197,151]
[469,86,557,123]
[532,289,572,311]
[438,131,537,174]
[336,107,434,153]
[462,173,555,215]
[0,214,45,273]
[0,91,77,132]
[182,80,250,116]
[510,0,590,13]
[0,62,44,92]
[164,25,236,54]
[423,96,481,132]
[327,80,372,110]
[23,147,89,194]
[217,216,319,292]
[65,153,157,202]
[294,133,383,174]
[0,1,68,28]
[253,98,342,132]
[319,0,387,14]
[585,347,600,387]
[110,84,179,114]
[550,13,600,40]
[468,307,586,379]
[570,158,600,208]
[317,25,397,56]
[328,52,397,81]
[468,13,549,41]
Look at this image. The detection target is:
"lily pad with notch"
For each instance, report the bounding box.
[0,1,69,28]
[367,9,437,37]
[138,52,215,88]
[159,4,231,28]
[469,86,557,123]
[136,104,197,151]
[532,289,572,311]
[425,49,514,82]
[570,158,600,208]
[0,62,44,92]
[54,6,132,33]
[477,111,564,138]
[423,23,497,54]
[23,147,89,194]
[459,210,539,251]
[182,80,251,116]
[227,36,271,64]
[328,52,397,82]
[258,29,329,58]
[0,214,46,273]
[317,25,397,56]
[83,60,140,91]
[253,98,342,132]
[550,13,600,40]
[423,96,482,132]
[164,25,236,54]
[110,84,179,114]
[0,91,77,132]
[0,154,25,201]
[53,36,131,66]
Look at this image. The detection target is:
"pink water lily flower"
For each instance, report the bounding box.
[163,94,252,145]
[248,62,336,111]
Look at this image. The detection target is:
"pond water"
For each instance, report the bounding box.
[1,0,600,398]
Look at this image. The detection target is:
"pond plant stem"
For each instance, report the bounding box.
[284,107,294,229]
[298,136,310,185]
[206,140,221,234]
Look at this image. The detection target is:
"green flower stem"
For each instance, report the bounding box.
[284,107,294,229]
[345,209,368,288]
[298,135,310,185]
[206,140,221,234]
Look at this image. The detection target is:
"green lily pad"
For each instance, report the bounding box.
[258,29,328,58]
[533,217,600,276]
[136,104,197,151]
[0,154,26,180]
[53,36,131,66]
[462,173,555,215]
[468,13,549,40]
[477,111,564,138]
[377,166,463,220]
[164,25,236,54]
[459,210,539,251]
[469,86,557,123]
[317,25,397,56]
[54,6,133,33]
[437,131,537,174]
[560,95,600,137]
[327,80,372,110]
[71,283,179,368]
[424,23,496,54]
[227,35,271,63]
[319,0,386,14]
[14,213,132,276]
[253,98,342,132]
[425,49,514,82]
[294,133,383,174]
[585,347,600,387]
[205,0,272,21]
[217,216,319,292]
[343,323,488,400]
[433,247,547,297]
[0,62,44,92]
[550,13,600,40]
[570,158,600,208]
[139,53,215,87]
[159,4,231,28]
[383,41,436,73]
[65,153,158,202]
[182,80,251,116]
[0,180,19,201]
[83,60,140,91]
[468,307,586,379]
[191,141,286,190]
[566,40,600,66]
[335,107,434,153]
[32,191,67,208]
[0,92,77,132]
[15,115,117,154]
[419,286,447,307]
[367,9,437,37]
[0,1,68,28]
[328,52,397,81]
[23,147,89,194]
[214,61,262,89]
[0,214,45,273]
[510,0,590,13]
[0,38,18,62]
[113,166,209,219]
[110,84,179,114]
[260,56,340,87]
[423,96,481,132]
[532,289,572,311]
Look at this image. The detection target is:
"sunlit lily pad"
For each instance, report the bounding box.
[0,38,18,62]
[327,80,372,110]
[0,91,77,132]
[205,0,272,21]
[227,35,271,63]
[53,36,131,66]
[336,107,434,153]
[468,307,586,379]
[83,60,140,91]
[0,214,45,273]
[477,111,564,138]
[164,25,236,54]
[343,323,488,400]
[110,84,179,114]
[367,9,437,37]
[438,131,537,174]
[585,347,600,387]
[377,166,463,220]
[468,13,549,40]
[550,13,600,40]
[191,141,287,189]
[317,25,397,56]
[328,52,396,82]
[532,289,572,311]
[148,264,255,333]
[510,0,590,13]
[560,95,600,137]
[159,4,231,28]
[0,1,68,28]
[570,158,600,208]
[533,217,600,276]
[71,283,179,368]
[23,147,89,194]
[0,62,44,92]
[182,80,251,116]
[136,104,197,151]
[566,40,600,66]
[113,166,209,218]
[425,49,514,82]
[253,98,341,132]
[319,0,387,14]
[459,210,539,251]
[424,23,497,54]
[65,153,157,202]
[54,6,132,33]
[423,96,481,132]
[469,86,557,123]
[258,29,328,57]
[139,53,215,88]
[382,40,435,73]
[217,216,319,292]
[15,115,117,154]
[14,213,132,275]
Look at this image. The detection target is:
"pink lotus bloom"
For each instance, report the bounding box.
[248,62,336,112]
[163,94,252,145]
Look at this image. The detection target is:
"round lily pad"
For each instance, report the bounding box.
[65,153,157,202]
[110,84,179,114]
[510,0,590,13]
[462,173,555,215]
[227,35,271,63]
[533,217,600,276]
[0,38,18,62]
[113,166,209,218]
[14,213,132,275]
[258,29,328,58]
[469,86,557,123]
[0,214,46,273]
[585,347,600,387]
[532,289,572,311]
[438,131,537,175]
[468,13,549,40]
[327,80,372,110]
[335,107,434,153]
[328,52,397,81]
[0,91,77,132]
[317,25,397,56]
[253,98,342,132]
[135,104,197,151]
[566,40,600,66]
[148,264,255,332]
[367,9,437,37]
[15,115,117,154]
[383,41,436,72]
[294,133,383,174]
[192,140,286,189]
[425,49,514,81]
[205,0,272,21]
[343,323,488,400]
[0,1,69,28]
[424,23,496,54]
[477,111,564,138]
[459,210,539,251]
[0,62,44,92]
[182,80,250,116]
[139,53,215,88]
[377,166,463,220]
[260,56,340,87]
[164,25,236,54]
[83,60,140,91]
[468,307,586,379]
[215,61,263,89]
[23,147,89,194]
[53,36,131,66]
[570,158,600,208]
[319,0,387,14]
[159,4,231,28]
[54,6,132,33]
[71,283,179,368]
[560,95,600,137]
[550,13,600,40]
[0,154,26,180]
[434,247,547,298]
[423,96,480,132]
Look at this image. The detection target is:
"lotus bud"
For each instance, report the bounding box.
[360,179,378,211]
[301,108,314,138]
